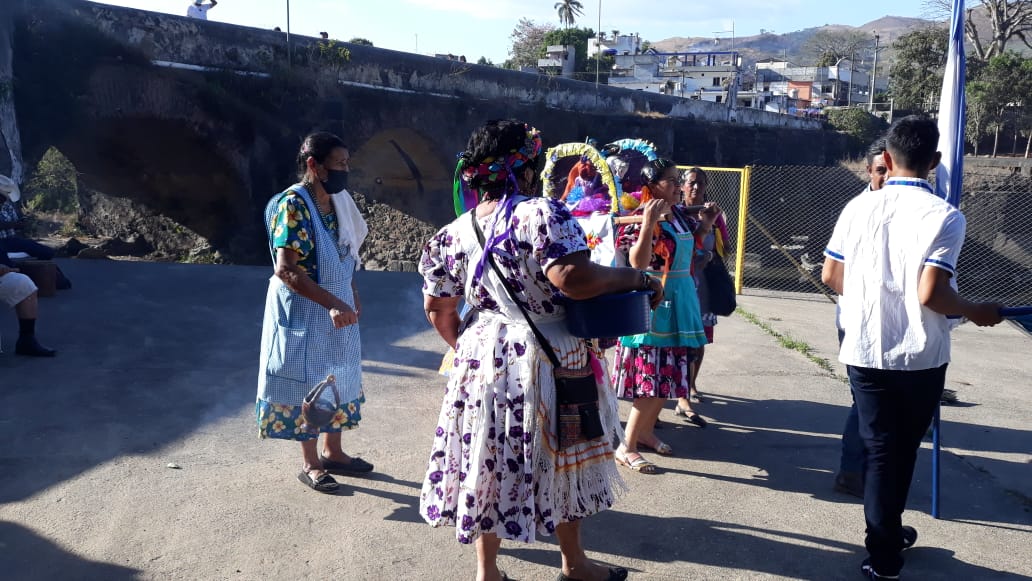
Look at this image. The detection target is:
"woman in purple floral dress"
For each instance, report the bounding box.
[419,120,663,581]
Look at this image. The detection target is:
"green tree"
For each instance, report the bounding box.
[554,0,584,29]
[888,26,949,112]
[975,52,1032,155]
[966,79,993,155]
[508,18,555,69]
[347,37,373,46]
[476,56,494,66]
[24,147,79,214]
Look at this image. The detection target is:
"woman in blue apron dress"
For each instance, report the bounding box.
[256,132,370,493]
[612,158,720,474]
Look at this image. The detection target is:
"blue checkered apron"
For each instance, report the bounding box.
[257,185,363,407]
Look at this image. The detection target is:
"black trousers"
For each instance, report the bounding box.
[848,363,946,576]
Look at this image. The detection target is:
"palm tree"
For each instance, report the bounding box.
[554,0,583,29]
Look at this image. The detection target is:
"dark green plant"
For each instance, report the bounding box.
[24,147,79,214]
[826,108,889,145]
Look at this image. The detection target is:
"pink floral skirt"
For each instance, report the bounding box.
[612,344,696,399]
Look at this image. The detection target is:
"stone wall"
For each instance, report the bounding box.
[71,0,821,130]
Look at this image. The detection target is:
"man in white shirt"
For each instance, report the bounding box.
[822,116,1002,580]
[186,0,218,20]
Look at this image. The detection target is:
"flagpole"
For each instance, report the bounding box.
[931,0,967,520]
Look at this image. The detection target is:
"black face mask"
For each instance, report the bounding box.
[321,169,349,193]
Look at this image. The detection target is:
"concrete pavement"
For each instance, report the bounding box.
[0,260,1028,580]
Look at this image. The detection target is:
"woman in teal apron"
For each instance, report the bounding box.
[612,158,720,474]
[256,132,370,493]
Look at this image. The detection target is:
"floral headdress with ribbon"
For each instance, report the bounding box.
[452,124,542,217]
[451,123,542,283]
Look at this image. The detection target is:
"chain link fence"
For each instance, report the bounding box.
[955,168,1032,305]
[700,160,1032,305]
[737,165,865,301]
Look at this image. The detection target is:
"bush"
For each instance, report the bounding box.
[826,108,889,145]
[24,147,79,214]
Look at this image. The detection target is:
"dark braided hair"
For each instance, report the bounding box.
[297,131,347,181]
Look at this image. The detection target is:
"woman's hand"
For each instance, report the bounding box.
[699,202,720,226]
[329,302,358,328]
[641,198,669,228]
[643,274,664,309]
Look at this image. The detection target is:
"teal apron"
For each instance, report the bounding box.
[620,222,708,348]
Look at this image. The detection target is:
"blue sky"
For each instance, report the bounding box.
[96,1,926,63]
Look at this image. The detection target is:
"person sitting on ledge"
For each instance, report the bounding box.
[0,264,56,357]
[186,0,217,20]
[0,175,71,289]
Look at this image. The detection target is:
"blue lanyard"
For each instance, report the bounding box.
[885,178,935,196]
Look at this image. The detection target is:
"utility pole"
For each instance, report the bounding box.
[286,0,292,67]
[869,33,880,111]
[595,0,601,88]
[847,50,854,107]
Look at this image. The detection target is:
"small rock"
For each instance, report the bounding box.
[60,238,88,257]
[76,247,110,260]
[166,462,181,469]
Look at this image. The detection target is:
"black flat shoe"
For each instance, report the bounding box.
[319,455,374,474]
[556,567,628,581]
[15,338,56,357]
[297,470,339,493]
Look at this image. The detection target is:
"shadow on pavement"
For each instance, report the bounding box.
[507,516,1028,580]
[0,263,436,505]
[0,521,141,580]
[508,513,861,580]
[647,394,1032,527]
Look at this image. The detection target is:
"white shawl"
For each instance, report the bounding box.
[329,188,368,261]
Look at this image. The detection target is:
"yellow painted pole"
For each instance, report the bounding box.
[733,166,752,294]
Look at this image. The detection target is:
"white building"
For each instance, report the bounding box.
[606,49,745,107]
[588,32,642,58]
[537,45,576,78]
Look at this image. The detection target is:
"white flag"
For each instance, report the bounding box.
[935,0,966,208]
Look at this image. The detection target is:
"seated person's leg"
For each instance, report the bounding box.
[0,238,70,289]
[0,237,57,261]
[0,271,56,356]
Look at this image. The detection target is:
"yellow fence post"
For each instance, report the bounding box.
[732,166,752,294]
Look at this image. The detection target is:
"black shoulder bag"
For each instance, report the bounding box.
[471,211,605,448]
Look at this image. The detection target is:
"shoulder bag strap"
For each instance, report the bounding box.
[471,211,562,369]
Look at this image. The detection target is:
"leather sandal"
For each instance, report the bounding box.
[615,449,658,474]
[675,405,708,427]
[640,439,673,456]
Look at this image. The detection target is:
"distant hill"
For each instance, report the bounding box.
[652,16,933,70]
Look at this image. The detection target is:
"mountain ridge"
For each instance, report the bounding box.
[651,15,933,68]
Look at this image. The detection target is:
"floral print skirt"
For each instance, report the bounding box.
[612,344,696,399]
[256,394,364,441]
[420,316,622,545]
